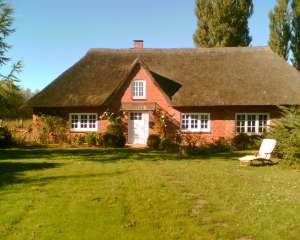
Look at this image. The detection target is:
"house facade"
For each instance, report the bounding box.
[27,40,300,145]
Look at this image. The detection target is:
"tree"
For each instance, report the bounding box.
[268,106,300,167]
[269,0,291,60]
[3,88,38,118]
[0,0,22,117]
[193,0,254,47]
[291,0,300,70]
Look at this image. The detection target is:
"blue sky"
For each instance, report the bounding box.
[6,0,277,91]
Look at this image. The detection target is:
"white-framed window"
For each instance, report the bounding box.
[132,80,146,99]
[70,113,98,132]
[129,112,142,120]
[180,113,211,132]
[235,113,270,134]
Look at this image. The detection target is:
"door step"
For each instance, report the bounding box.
[126,144,147,149]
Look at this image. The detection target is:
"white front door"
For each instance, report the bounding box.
[128,112,149,144]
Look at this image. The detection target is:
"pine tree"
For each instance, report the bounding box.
[0,0,22,117]
[269,0,291,60]
[193,0,254,47]
[291,0,300,70]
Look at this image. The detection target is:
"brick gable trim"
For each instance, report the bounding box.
[104,58,172,108]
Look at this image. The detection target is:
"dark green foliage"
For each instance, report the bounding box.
[95,133,103,146]
[85,132,103,146]
[103,122,125,148]
[0,126,11,147]
[102,133,116,148]
[85,132,99,146]
[210,137,233,153]
[147,134,161,149]
[179,138,232,157]
[160,138,179,153]
[232,133,262,150]
[103,133,125,148]
[101,111,125,148]
[268,106,300,166]
[0,1,23,117]
[269,0,291,60]
[291,0,300,70]
[106,123,123,136]
[34,115,68,144]
[71,135,86,145]
[193,0,253,47]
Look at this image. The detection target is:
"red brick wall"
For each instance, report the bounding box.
[119,66,180,137]
[120,67,178,115]
[33,107,108,134]
[174,106,280,144]
[32,66,281,144]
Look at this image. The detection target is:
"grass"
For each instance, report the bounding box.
[0,147,299,240]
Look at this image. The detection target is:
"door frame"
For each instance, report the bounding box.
[128,111,149,144]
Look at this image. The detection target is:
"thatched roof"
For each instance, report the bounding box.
[27,47,300,107]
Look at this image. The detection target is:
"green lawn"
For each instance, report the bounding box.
[0,147,299,240]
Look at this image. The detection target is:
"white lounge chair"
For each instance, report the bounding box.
[239,139,277,166]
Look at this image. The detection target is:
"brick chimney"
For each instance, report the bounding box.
[133,40,144,49]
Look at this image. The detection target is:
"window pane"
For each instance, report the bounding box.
[89,114,96,129]
[247,114,256,133]
[80,115,88,128]
[71,115,78,129]
[200,114,209,130]
[259,114,268,133]
[236,114,246,133]
[191,114,198,129]
[130,113,134,120]
[132,80,145,98]
[236,113,269,134]
[181,114,189,130]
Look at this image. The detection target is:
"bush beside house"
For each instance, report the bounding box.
[147,134,161,149]
[232,133,263,150]
[102,112,126,148]
[268,106,300,167]
[0,127,12,147]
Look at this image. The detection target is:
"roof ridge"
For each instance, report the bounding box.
[87,46,270,55]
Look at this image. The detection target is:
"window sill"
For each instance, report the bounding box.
[180,130,211,134]
[70,129,98,133]
[235,132,265,136]
[132,97,147,100]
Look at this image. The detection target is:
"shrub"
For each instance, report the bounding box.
[103,122,126,148]
[210,137,233,153]
[85,132,98,146]
[268,106,300,166]
[179,138,232,157]
[179,144,199,156]
[71,134,86,145]
[103,133,125,148]
[85,132,103,146]
[152,109,168,138]
[232,133,262,150]
[0,127,12,147]
[95,133,103,146]
[33,115,68,144]
[160,138,179,153]
[147,134,161,149]
[106,123,123,136]
[101,111,125,148]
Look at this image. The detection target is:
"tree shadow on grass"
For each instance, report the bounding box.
[0,147,246,163]
[0,147,150,161]
[84,149,246,163]
[0,162,61,189]
[21,170,128,187]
